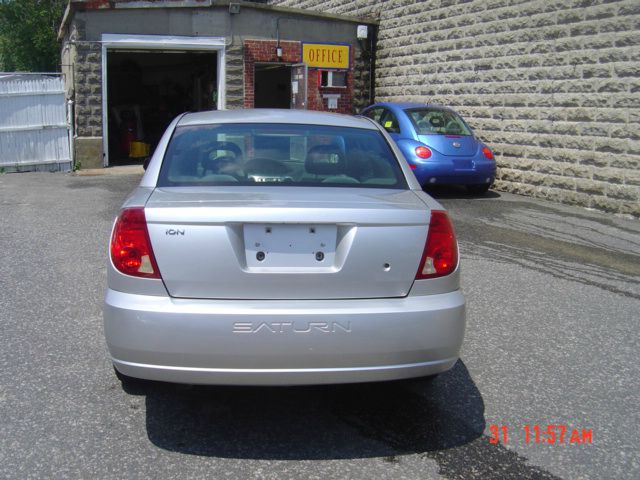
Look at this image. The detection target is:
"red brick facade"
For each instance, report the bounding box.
[243,39,354,114]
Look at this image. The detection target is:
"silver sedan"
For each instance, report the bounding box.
[104,109,466,386]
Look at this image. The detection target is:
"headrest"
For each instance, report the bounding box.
[305,144,345,176]
[207,141,242,158]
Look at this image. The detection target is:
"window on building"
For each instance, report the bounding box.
[320,70,347,88]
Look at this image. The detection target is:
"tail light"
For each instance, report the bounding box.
[110,207,161,279]
[415,146,432,159]
[482,146,494,160]
[416,211,458,279]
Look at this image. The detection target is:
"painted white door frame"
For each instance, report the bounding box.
[101,34,226,166]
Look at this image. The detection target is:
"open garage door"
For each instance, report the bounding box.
[101,34,226,167]
[106,50,217,166]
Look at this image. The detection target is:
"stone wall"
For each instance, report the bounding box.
[74,42,103,139]
[272,0,640,217]
[226,44,245,110]
[73,41,104,168]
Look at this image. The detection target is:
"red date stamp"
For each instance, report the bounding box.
[489,425,593,445]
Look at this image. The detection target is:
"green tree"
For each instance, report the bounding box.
[0,0,66,72]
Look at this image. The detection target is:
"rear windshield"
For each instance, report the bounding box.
[406,108,472,136]
[157,123,407,188]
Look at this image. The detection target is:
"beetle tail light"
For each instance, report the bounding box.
[110,207,161,279]
[415,146,432,159]
[416,211,458,279]
[482,146,494,160]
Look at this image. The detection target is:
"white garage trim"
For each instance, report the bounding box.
[101,34,226,166]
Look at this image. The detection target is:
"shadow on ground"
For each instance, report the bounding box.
[119,361,559,477]
[122,360,559,477]
[425,185,502,200]
[120,361,482,460]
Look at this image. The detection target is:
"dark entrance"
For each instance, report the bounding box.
[106,50,217,165]
[254,64,292,108]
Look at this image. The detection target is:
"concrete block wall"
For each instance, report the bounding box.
[73,41,105,168]
[225,44,245,110]
[272,0,640,217]
[74,42,103,139]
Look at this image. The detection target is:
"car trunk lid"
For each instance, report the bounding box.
[418,135,477,157]
[145,186,429,300]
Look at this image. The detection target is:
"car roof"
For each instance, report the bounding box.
[178,109,378,129]
[369,102,454,112]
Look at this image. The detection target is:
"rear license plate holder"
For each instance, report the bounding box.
[244,224,337,269]
[453,159,474,170]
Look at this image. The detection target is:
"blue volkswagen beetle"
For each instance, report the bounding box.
[361,102,496,194]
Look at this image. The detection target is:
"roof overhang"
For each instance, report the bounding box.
[58,0,379,42]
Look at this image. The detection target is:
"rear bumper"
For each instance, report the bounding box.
[104,289,466,385]
[412,160,496,186]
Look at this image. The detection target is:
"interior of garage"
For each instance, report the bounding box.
[106,50,218,165]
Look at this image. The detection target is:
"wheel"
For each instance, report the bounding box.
[466,183,491,195]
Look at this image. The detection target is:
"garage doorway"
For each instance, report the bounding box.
[254,64,291,109]
[106,51,217,165]
[101,34,225,167]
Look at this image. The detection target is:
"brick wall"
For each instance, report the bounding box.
[309,70,356,113]
[243,39,357,114]
[272,0,640,217]
[244,40,301,108]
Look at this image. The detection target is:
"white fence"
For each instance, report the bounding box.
[0,74,72,172]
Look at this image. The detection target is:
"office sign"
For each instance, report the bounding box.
[302,43,350,69]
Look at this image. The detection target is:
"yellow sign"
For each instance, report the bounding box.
[302,43,350,69]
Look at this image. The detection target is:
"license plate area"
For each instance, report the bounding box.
[453,159,474,170]
[244,224,337,270]
[453,158,475,170]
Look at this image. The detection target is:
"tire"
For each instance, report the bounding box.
[466,184,491,195]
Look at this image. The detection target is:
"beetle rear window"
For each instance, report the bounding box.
[158,123,408,188]
[406,109,472,136]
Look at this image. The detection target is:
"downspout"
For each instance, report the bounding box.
[369,24,377,105]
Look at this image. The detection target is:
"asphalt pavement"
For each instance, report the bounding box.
[0,171,638,479]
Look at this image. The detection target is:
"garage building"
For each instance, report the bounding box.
[58,0,376,168]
